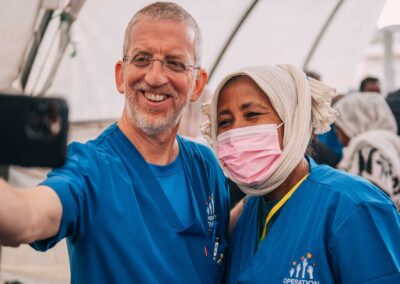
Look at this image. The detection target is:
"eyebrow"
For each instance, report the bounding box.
[130,47,187,60]
[129,48,150,54]
[218,109,231,116]
[218,102,268,116]
[240,102,268,110]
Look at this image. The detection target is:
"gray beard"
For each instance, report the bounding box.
[126,94,191,136]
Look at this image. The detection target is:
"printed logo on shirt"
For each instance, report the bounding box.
[282,252,319,284]
[206,194,216,231]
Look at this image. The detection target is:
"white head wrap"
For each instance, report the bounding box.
[334,93,400,208]
[201,64,337,196]
[333,92,398,138]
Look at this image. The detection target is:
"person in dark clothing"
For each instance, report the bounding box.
[386,88,400,135]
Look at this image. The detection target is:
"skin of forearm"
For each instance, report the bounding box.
[229,199,244,235]
[0,178,34,245]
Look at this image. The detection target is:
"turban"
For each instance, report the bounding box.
[333,92,397,138]
[201,64,337,196]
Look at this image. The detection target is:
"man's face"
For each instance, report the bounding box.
[364,81,380,93]
[115,18,205,136]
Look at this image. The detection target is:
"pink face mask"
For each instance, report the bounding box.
[217,123,283,185]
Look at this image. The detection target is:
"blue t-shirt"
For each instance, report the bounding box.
[149,154,193,227]
[32,124,230,284]
[225,158,400,284]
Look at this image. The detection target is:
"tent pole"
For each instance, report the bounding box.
[303,0,345,70]
[208,0,260,81]
[383,28,395,94]
[21,10,54,91]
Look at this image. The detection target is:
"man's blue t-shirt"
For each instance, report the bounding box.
[149,154,194,227]
[31,124,230,284]
[225,158,400,284]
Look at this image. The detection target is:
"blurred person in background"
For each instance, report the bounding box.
[359,76,381,93]
[334,92,400,209]
[305,70,341,167]
[386,88,400,135]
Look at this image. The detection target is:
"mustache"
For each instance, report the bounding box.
[133,83,178,98]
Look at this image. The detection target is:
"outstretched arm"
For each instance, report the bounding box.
[0,179,62,246]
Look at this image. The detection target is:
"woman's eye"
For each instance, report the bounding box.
[245,112,261,118]
[218,119,231,128]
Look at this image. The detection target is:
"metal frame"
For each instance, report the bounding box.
[21,10,55,91]
[208,0,260,81]
[303,0,345,70]
[382,25,400,94]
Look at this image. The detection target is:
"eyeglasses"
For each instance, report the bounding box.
[123,54,200,73]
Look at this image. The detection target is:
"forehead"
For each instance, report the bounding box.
[218,76,272,110]
[128,18,196,59]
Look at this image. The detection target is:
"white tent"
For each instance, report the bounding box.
[2,0,398,122]
[1,0,399,283]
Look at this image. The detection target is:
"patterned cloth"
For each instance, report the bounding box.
[334,93,400,208]
[338,130,400,208]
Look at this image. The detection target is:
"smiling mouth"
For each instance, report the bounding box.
[141,91,169,102]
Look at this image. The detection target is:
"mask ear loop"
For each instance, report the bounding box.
[277,122,284,129]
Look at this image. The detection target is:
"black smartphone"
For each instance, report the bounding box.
[0,93,68,167]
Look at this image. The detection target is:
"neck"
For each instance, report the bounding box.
[118,111,179,165]
[263,157,310,202]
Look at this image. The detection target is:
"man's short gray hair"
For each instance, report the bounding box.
[123,2,202,65]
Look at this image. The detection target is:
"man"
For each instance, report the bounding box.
[0,2,229,283]
[359,76,381,93]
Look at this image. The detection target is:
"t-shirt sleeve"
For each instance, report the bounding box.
[331,201,400,283]
[31,142,102,251]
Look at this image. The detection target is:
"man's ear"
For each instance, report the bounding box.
[115,60,125,94]
[190,68,208,102]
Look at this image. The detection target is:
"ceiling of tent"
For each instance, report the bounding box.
[0,0,391,122]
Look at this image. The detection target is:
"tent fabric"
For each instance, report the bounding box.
[0,0,42,91]
[46,0,386,121]
[0,1,395,283]
[1,0,387,122]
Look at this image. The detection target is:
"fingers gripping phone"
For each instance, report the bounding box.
[0,93,69,167]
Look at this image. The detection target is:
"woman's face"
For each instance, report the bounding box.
[217,76,284,148]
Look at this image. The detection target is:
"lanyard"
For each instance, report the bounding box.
[260,173,309,242]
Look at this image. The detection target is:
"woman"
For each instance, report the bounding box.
[201,65,400,283]
[334,92,400,209]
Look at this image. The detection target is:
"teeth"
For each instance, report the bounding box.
[143,92,167,102]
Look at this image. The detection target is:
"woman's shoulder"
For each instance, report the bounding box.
[308,162,394,207]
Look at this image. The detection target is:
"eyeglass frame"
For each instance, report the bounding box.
[122,54,200,73]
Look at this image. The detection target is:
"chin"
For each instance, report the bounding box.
[135,114,180,136]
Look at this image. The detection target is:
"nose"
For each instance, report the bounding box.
[144,59,169,87]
